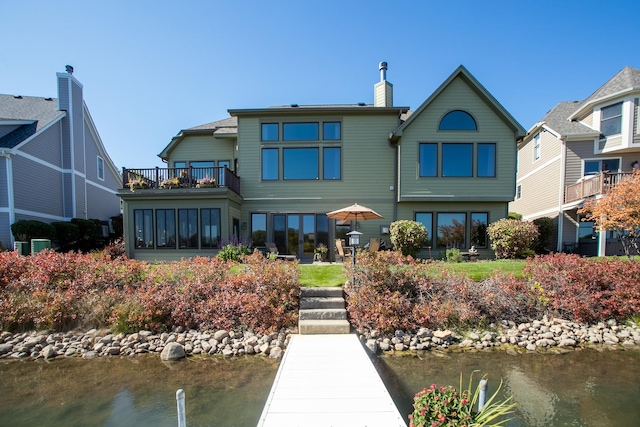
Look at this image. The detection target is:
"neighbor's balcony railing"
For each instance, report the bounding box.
[122,166,240,195]
[564,171,632,204]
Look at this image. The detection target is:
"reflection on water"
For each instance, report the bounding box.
[0,355,279,427]
[374,348,640,427]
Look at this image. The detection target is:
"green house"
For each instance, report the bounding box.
[119,63,525,261]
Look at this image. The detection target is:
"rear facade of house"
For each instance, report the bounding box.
[119,63,525,261]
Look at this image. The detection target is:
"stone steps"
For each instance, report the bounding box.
[299,287,350,334]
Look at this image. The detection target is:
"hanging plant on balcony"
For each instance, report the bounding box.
[196,177,217,188]
[127,178,148,192]
[160,177,180,189]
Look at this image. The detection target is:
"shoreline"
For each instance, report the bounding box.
[2,316,639,362]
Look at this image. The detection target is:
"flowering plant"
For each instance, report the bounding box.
[127,178,147,192]
[197,177,216,188]
[409,373,515,427]
[314,243,328,254]
[160,177,180,189]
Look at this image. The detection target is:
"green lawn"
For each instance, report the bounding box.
[298,264,346,287]
[296,259,527,286]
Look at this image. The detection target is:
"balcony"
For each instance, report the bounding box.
[564,171,631,204]
[122,166,240,195]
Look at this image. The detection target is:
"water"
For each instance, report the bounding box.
[374,347,640,426]
[1,348,639,426]
[0,355,279,427]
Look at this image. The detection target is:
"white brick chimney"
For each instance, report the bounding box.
[374,61,393,107]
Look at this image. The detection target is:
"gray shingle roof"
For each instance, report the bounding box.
[0,94,64,148]
[187,116,237,131]
[541,101,598,137]
[582,66,640,105]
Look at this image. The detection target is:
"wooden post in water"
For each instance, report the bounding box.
[176,389,186,427]
[478,379,487,410]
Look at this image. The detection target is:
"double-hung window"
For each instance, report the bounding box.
[600,102,622,136]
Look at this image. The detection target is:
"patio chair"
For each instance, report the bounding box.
[368,238,380,252]
[335,239,353,263]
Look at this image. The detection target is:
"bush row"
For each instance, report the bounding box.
[0,250,299,334]
[344,251,640,333]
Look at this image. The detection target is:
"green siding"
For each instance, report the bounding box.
[169,135,236,167]
[398,77,516,202]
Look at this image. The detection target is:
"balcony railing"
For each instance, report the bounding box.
[122,166,240,195]
[564,171,632,204]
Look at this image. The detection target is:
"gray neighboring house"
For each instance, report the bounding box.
[511,66,640,256]
[0,68,121,250]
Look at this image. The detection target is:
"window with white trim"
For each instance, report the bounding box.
[600,102,622,137]
[533,133,540,161]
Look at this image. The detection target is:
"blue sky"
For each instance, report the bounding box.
[3,0,639,170]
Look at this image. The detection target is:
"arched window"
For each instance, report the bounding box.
[439,110,477,130]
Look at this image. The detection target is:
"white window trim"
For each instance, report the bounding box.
[97,155,105,181]
[533,133,541,161]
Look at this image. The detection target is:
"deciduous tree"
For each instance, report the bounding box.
[579,171,640,258]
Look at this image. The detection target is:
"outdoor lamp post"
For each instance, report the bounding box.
[346,230,362,283]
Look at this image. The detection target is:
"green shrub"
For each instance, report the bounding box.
[446,248,462,263]
[51,221,80,251]
[390,220,427,257]
[532,217,554,254]
[110,215,123,239]
[217,243,252,262]
[10,220,55,242]
[487,219,538,259]
[508,212,523,220]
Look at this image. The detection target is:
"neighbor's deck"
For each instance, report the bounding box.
[257,334,406,427]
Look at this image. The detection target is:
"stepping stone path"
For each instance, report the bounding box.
[298,287,350,334]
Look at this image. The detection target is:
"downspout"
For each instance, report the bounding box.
[1,150,15,246]
[557,136,566,252]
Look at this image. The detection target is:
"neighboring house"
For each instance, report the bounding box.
[510,66,640,256]
[0,67,122,250]
[119,63,525,261]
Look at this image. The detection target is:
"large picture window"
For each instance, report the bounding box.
[437,213,466,248]
[283,123,319,141]
[477,143,496,177]
[201,208,221,248]
[601,102,622,136]
[178,209,198,249]
[323,147,341,180]
[283,148,319,180]
[442,143,472,177]
[470,212,488,248]
[156,209,176,248]
[262,148,279,180]
[419,143,437,177]
[134,209,153,248]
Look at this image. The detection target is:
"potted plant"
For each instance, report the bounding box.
[197,177,217,188]
[127,178,148,192]
[314,243,328,261]
[160,177,180,189]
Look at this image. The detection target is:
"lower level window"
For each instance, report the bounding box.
[156,209,176,248]
[134,209,153,248]
[415,212,433,247]
[178,209,198,248]
[251,213,267,246]
[437,212,466,248]
[201,208,221,248]
[470,212,488,248]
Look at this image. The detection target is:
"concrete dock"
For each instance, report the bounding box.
[257,334,407,427]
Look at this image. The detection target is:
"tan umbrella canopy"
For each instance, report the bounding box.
[326,203,383,222]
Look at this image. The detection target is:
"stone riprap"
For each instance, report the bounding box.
[0,327,293,361]
[361,317,640,354]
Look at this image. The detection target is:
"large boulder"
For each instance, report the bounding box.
[161,342,186,361]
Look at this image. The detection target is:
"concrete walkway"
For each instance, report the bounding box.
[257,334,407,427]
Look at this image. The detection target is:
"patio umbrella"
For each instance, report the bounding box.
[326,203,383,222]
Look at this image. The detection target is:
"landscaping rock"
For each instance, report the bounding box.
[161,342,185,361]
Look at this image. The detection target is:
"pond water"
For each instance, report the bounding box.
[1,348,639,426]
[0,355,279,427]
[374,347,640,426]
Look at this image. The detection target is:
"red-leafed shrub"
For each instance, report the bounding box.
[524,253,640,322]
[0,250,300,333]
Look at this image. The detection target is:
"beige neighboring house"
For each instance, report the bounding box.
[119,63,525,261]
[511,66,640,256]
